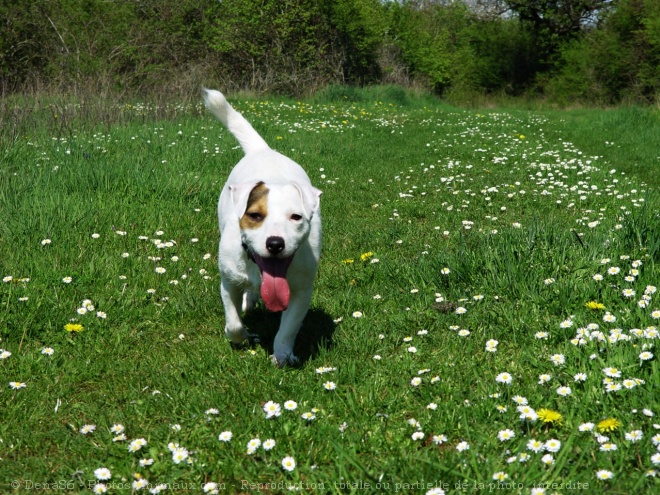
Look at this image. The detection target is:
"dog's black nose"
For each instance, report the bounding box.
[266,236,285,255]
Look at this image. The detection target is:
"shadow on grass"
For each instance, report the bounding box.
[242,306,336,365]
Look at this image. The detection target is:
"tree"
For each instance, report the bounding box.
[505,0,614,67]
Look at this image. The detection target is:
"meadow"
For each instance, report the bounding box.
[1,88,659,494]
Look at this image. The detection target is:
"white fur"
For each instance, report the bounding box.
[203,89,322,366]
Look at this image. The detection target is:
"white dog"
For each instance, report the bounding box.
[203,89,322,366]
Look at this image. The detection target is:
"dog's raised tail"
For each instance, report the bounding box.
[203,88,269,155]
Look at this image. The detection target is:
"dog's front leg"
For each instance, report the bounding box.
[271,287,313,367]
[221,279,249,344]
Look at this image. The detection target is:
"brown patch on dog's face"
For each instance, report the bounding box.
[240,182,269,230]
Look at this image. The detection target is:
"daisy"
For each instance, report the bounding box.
[545,439,561,452]
[652,453,660,466]
[492,472,508,481]
[541,454,554,465]
[110,424,125,434]
[263,438,276,450]
[517,406,538,421]
[203,483,220,494]
[0,350,11,359]
[595,470,614,480]
[284,400,298,411]
[352,311,363,318]
[247,438,261,454]
[607,267,621,275]
[527,439,545,453]
[626,430,644,443]
[91,484,107,494]
[497,429,515,441]
[556,386,572,396]
[301,412,316,421]
[410,377,422,387]
[411,432,425,441]
[456,441,470,452]
[550,354,565,365]
[600,443,617,452]
[128,438,147,452]
[579,422,595,432]
[538,374,552,384]
[263,401,282,418]
[603,312,616,323]
[512,395,528,405]
[133,479,149,490]
[432,434,448,445]
[218,431,233,442]
[622,379,637,389]
[605,383,622,393]
[455,307,467,315]
[495,372,512,384]
[281,456,296,472]
[79,424,96,434]
[603,367,622,378]
[94,468,111,480]
[574,373,587,382]
[640,351,654,361]
[323,381,337,390]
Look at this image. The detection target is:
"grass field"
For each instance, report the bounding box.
[1,88,659,494]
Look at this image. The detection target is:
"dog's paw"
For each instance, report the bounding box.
[270,353,300,368]
[225,325,249,344]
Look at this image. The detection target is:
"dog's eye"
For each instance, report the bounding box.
[290,214,303,221]
[247,212,263,221]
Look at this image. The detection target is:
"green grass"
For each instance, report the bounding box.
[1,92,659,494]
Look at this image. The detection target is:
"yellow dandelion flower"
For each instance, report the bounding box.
[537,409,563,424]
[341,258,354,264]
[597,418,621,432]
[585,301,606,310]
[360,252,374,261]
[64,323,84,333]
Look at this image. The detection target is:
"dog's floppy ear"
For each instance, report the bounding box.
[291,181,322,219]
[229,182,262,219]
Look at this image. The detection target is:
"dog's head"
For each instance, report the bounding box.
[230,180,321,312]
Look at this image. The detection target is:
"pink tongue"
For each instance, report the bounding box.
[259,258,291,312]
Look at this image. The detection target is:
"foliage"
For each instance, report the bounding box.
[1,0,660,104]
[547,0,660,104]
